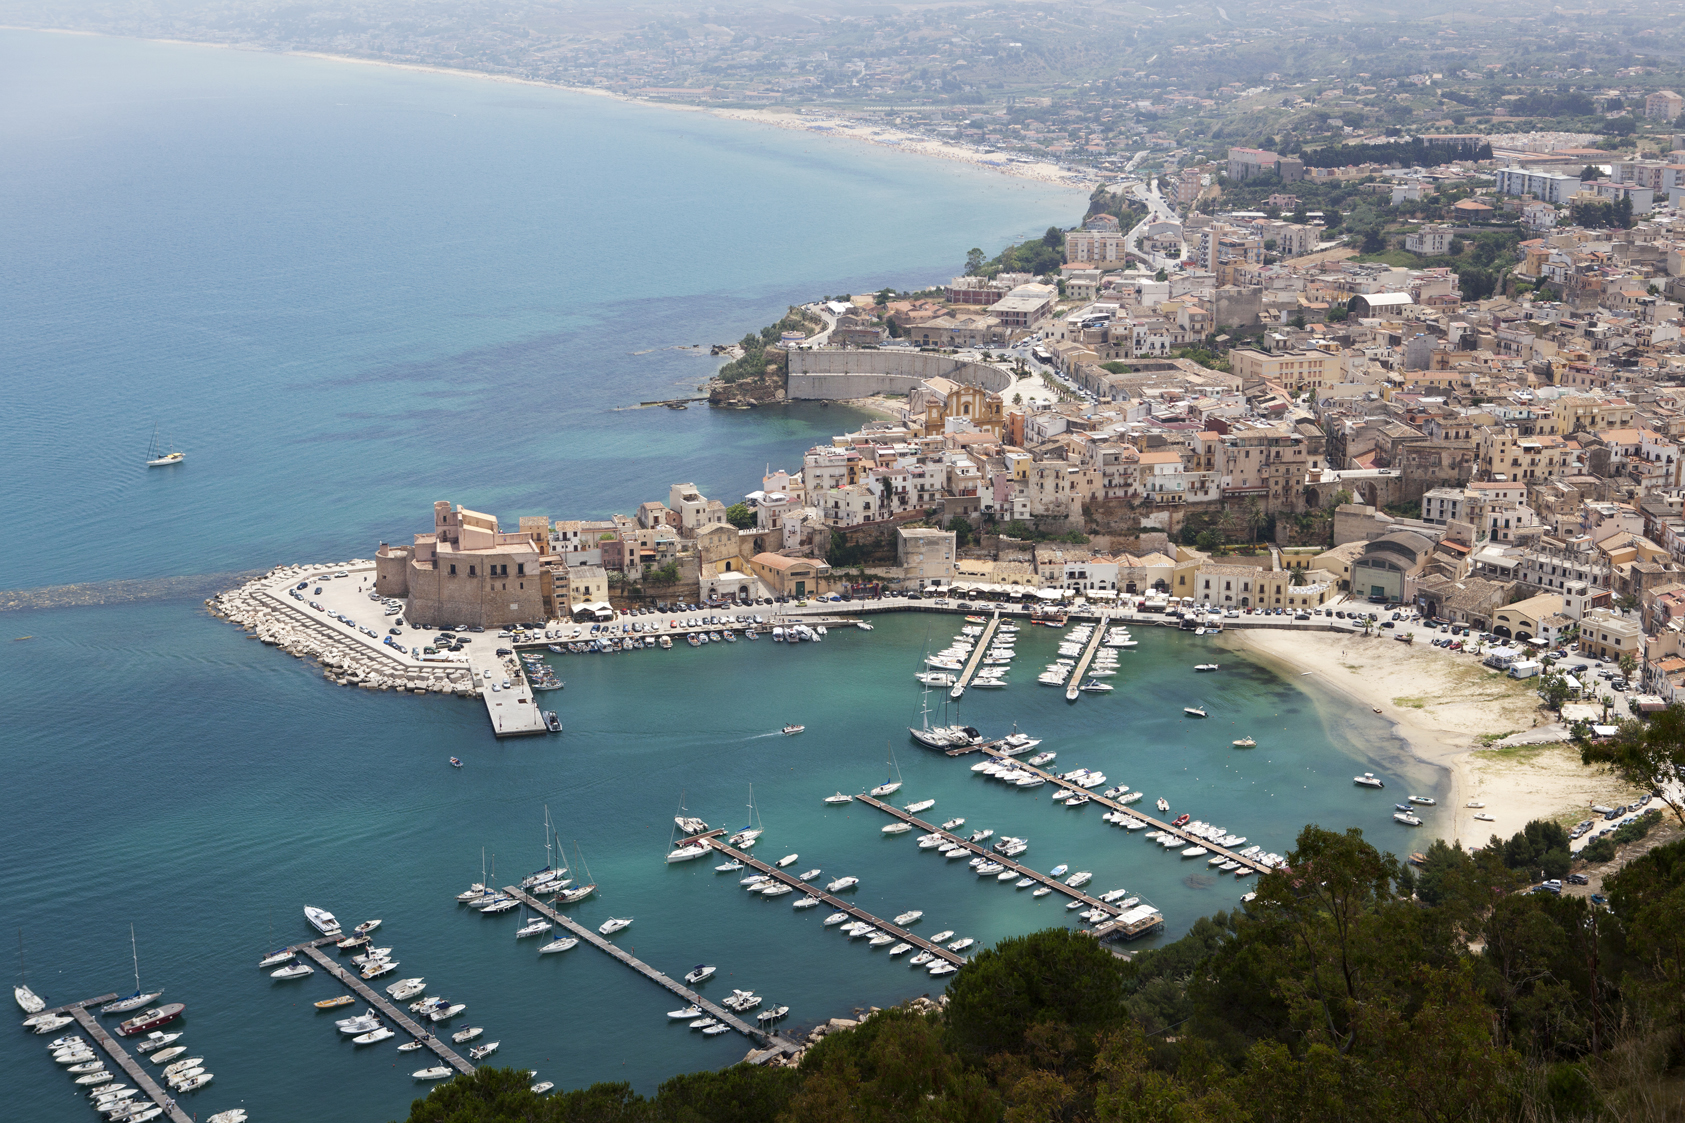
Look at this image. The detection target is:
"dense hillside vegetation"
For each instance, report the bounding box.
[400,823,1685,1123]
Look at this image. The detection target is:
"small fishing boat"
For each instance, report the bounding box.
[412,1067,452,1081]
[1183,706,1207,718]
[684,964,716,984]
[798,868,822,882]
[823,792,853,805]
[450,1026,483,1044]
[782,724,805,735]
[1354,773,1384,788]
[1232,737,1256,748]
[314,995,355,1010]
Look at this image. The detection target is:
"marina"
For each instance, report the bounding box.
[291,941,477,1076]
[1063,614,1111,702]
[947,614,1003,701]
[498,886,800,1063]
[969,749,1275,878]
[852,795,1153,935]
[61,1001,195,1123]
[696,836,969,967]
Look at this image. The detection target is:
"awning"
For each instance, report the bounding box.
[1035,589,1064,600]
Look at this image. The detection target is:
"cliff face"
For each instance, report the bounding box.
[708,346,788,407]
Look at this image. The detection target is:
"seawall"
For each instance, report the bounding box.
[786,349,1014,399]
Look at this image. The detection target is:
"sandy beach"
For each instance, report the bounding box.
[1221,625,1643,849]
[8,28,1091,190]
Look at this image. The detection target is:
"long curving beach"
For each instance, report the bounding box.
[1222,626,1643,849]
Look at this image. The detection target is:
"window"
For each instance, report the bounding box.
[449,564,457,575]
[469,565,476,576]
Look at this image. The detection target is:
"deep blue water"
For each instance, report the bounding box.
[0,29,1445,1123]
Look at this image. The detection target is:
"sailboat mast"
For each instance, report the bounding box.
[130,924,140,992]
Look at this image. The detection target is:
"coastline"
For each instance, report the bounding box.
[4,26,1093,190]
[1220,626,1642,850]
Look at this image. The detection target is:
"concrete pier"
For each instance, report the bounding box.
[65,1003,195,1123]
[974,748,1273,876]
[949,613,1002,701]
[854,794,1132,921]
[501,886,801,1058]
[699,837,966,966]
[1065,612,1110,702]
[467,645,549,738]
[293,940,476,1075]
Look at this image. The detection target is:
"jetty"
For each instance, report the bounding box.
[697,837,967,966]
[61,1000,195,1123]
[949,613,1002,701]
[468,644,549,738]
[500,885,800,1060]
[853,795,1138,921]
[1065,612,1110,702]
[974,749,1273,877]
[293,939,476,1075]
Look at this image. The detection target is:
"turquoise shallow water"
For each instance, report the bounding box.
[3,605,1446,1122]
[1,29,1448,1123]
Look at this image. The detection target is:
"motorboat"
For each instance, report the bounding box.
[74,1069,113,1085]
[451,1026,483,1043]
[479,898,519,914]
[1064,871,1093,887]
[893,910,923,926]
[823,792,854,805]
[171,1073,214,1094]
[688,1016,718,1029]
[947,937,975,952]
[314,995,355,1010]
[797,868,822,882]
[354,1027,395,1045]
[826,876,859,892]
[793,896,820,909]
[1195,663,1219,672]
[427,1004,466,1023]
[940,817,965,830]
[1354,773,1384,788]
[257,949,295,969]
[702,1024,731,1036]
[361,961,398,980]
[904,798,936,814]
[351,948,392,965]
[303,906,341,936]
[539,937,579,954]
[782,724,804,735]
[515,918,553,939]
[757,1005,791,1022]
[598,917,633,935]
[882,822,911,835]
[531,1081,555,1095]
[1032,887,1052,898]
[1049,863,1069,877]
[715,860,744,872]
[760,883,793,897]
[1394,811,1424,826]
[666,844,710,863]
[412,1067,453,1080]
[133,1032,181,1053]
[1232,737,1256,748]
[869,933,896,947]
[397,1042,424,1053]
[928,962,958,977]
[353,919,382,936]
[162,1056,205,1077]
[271,962,312,981]
[1027,752,1056,767]
[1408,795,1436,806]
[777,854,799,867]
[668,1005,702,1020]
[386,978,425,999]
[1156,798,1170,813]
[823,912,849,926]
[336,1015,381,1036]
[909,950,934,966]
[336,935,369,951]
[1184,707,1207,718]
[148,1046,187,1065]
[684,965,716,984]
[1181,846,1209,859]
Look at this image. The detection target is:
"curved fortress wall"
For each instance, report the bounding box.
[786,350,1013,399]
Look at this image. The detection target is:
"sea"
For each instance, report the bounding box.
[1,29,1445,1123]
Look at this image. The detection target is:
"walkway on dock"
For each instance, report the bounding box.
[501,886,800,1058]
[853,795,1126,920]
[467,644,548,739]
[949,613,1002,701]
[697,838,966,967]
[975,749,1271,876]
[1065,612,1110,702]
[293,942,476,1075]
[65,1004,195,1123]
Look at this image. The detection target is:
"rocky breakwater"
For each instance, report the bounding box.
[207,563,479,698]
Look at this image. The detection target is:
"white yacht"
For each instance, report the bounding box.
[684,965,716,984]
[826,876,859,892]
[665,844,710,863]
[270,963,312,980]
[893,910,923,926]
[598,917,633,935]
[1354,773,1385,788]
[303,906,340,936]
[515,918,552,939]
[882,822,911,835]
[539,936,579,954]
[823,792,853,805]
